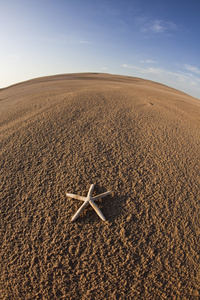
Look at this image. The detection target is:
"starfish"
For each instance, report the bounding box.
[66,184,110,221]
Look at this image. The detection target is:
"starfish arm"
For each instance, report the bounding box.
[71,201,89,222]
[87,184,95,198]
[92,191,111,201]
[89,200,106,221]
[66,193,86,201]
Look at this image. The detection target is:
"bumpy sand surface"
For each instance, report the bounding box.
[1,73,200,299]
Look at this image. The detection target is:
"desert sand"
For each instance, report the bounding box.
[0,73,199,299]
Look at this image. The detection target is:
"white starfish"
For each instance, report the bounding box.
[66,184,110,221]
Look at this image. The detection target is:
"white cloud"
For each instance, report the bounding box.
[122,63,200,98]
[122,64,162,75]
[38,35,92,45]
[122,64,132,69]
[10,54,19,62]
[139,59,157,64]
[183,64,200,75]
[141,19,177,34]
[78,40,92,44]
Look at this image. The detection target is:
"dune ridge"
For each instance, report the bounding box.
[1,73,200,299]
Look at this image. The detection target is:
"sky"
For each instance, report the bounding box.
[0,0,200,99]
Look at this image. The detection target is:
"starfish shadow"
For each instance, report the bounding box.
[95,185,127,223]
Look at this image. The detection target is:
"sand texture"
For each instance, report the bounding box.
[1,73,200,299]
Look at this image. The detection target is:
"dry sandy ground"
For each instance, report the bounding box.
[0,73,200,299]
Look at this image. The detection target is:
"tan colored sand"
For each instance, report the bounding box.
[0,73,200,299]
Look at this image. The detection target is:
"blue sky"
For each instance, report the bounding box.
[0,0,200,98]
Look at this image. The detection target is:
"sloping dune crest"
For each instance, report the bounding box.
[1,73,200,299]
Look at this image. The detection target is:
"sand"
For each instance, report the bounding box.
[0,73,199,299]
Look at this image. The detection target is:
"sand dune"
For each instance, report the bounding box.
[1,73,200,299]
